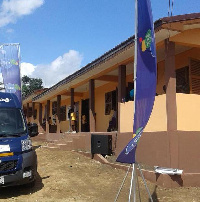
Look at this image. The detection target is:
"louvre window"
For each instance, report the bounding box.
[105,90,116,115]
[176,66,190,94]
[190,59,200,94]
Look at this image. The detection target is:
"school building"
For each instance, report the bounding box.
[23,13,200,187]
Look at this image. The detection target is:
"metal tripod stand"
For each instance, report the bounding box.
[114,162,153,202]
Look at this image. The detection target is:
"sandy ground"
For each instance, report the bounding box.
[0,140,200,202]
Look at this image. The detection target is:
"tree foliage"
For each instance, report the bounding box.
[22,75,43,98]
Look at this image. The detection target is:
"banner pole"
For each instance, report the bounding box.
[133,0,138,111]
[136,169,142,202]
[137,163,153,202]
[133,163,136,202]
[114,164,132,202]
[128,164,135,202]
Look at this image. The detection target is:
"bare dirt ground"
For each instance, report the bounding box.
[0,140,200,202]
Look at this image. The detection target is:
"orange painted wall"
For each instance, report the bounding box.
[119,101,134,132]
[171,29,200,47]
[119,48,200,133]
[59,99,71,133]
[175,48,200,69]
[177,93,200,131]
[119,95,167,133]
[59,97,82,133]
[145,94,167,132]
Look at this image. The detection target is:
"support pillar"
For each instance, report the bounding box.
[71,88,74,111]
[70,88,75,132]
[165,39,178,169]
[46,100,50,134]
[39,103,42,127]
[57,95,61,133]
[32,102,35,122]
[89,79,95,132]
[118,65,126,132]
[165,39,177,131]
[26,103,29,122]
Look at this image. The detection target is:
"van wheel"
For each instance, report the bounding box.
[24,179,36,188]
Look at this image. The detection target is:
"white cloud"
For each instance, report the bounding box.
[21,62,36,76]
[21,50,83,88]
[0,0,44,27]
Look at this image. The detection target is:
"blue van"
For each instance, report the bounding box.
[0,92,38,187]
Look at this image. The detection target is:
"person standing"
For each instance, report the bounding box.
[71,111,76,132]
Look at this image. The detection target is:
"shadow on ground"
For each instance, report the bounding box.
[149,185,159,202]
[0,172,48,199]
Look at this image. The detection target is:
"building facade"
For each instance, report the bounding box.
[23,13,200,187]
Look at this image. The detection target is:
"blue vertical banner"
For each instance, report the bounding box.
[116,0,157,164]
[0,44,22,106]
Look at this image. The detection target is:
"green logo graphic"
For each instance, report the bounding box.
[14,84,21,90]
[145,29,152,49]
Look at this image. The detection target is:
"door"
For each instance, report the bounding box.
[75,102,79,132]
[81,99,89,132]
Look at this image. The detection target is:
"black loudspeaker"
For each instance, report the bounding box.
[91,134,112,155]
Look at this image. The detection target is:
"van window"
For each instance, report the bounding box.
[0,108,26,136]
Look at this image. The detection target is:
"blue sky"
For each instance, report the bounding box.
[0,0,199,87]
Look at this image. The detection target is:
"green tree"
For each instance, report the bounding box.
[22,75,43,98]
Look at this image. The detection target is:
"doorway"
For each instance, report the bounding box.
[75,102,79,132]
[81,99,89,132]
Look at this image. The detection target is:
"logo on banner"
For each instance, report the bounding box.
[0,59,19,69]
[0,98,10,102]
[139,29,152,52]
[125,127,143,155]
[139,29,156,57]
[10,59,19,66]
[5,83,21,93]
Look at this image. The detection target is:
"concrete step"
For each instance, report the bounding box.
[42,145,58,149]
[55,139,73,144]
[42,134,88,151]
[73,135,87,150]
[57,142,73,150]
[47,143,59,148]
[38,126,45,133]
[51,139,59,143]
[61,134,86,142]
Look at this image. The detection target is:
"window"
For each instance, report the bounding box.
[105,92,112,115]
[127,82,134,101]
[0,108,26,135]
[60,105,66,121]
[105,90,117,115]
[176,66,190,93]
[190,59,200,94]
